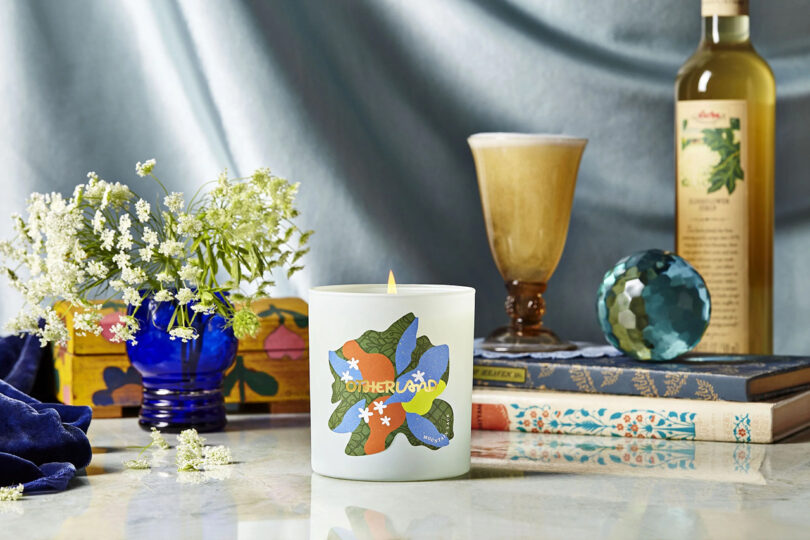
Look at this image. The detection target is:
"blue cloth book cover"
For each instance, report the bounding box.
[473,352,810,402]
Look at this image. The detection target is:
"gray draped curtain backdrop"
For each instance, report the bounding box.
[0,0,808,351]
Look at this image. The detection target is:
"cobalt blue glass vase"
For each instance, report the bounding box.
[126,296,238,433]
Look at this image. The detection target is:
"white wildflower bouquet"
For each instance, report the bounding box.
[0,159,310,345]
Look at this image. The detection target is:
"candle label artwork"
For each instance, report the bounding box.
[327,313,454,456]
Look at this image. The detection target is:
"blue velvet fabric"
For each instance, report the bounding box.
[0,365,92,492]
[0,334,44,394]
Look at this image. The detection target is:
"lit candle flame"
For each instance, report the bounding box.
[387,270,397,294]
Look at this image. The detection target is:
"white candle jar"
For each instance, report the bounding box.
[309,284,475,481]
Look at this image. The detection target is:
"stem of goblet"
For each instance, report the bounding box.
[505,280,547,336]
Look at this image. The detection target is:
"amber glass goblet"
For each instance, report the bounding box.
[469,133,587,353]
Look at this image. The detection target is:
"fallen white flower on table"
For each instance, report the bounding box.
[0,484,23,501]
[176,428,206,471]
[150,427,170,450]
[124,427,171,470]
[123,458,150,470]
[176,428,234,472]
[203,445,232,466]
[176,466,232,484]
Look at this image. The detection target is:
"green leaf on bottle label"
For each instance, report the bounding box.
[702,117,743,195]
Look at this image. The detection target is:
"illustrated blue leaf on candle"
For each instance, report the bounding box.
[395,318,418,376]
[386,344,449,406]
[405,413,449,447]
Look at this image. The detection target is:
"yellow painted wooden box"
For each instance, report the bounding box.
[53,298,309,416]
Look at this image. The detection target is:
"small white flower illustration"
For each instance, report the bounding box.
[373,401,387,414]
[340,370,353,383]
[380,416,391,426]
[412,370,426,385]
[347,357,359,370]
[358,407,373,424]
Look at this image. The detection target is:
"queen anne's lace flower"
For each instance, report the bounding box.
[92,210,105,233]
[176,214,202,236]
[163,192,185,213]
[121,266,146,285]
[203,445,232,466]
[112,251,131,270]
[0,484,23,501]
[139,247,154,263]
[153,289,174,302]
[0,160,308,347]
[232,308,260,339]
[142,227,159,247]
[99,228,115,250]
[135,158,156,177]
[124,458,150,470]
[150,427,170,450]
[108,315,139,344]
[176,428,205,471]
[178,264,200,284]
[135,199,151,223]
[174,288,195,305]
[118,214,131,233]
[74,310,103,336]
[122,287,142,307]
[191,303,215,314]
[116,230,133,251]
[86,261,108,279]
[169,326,197,342]
[158,240,184,258]
[40,310,70,346]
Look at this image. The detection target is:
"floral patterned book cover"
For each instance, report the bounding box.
[473,353,810,402]
[471,387,810,444]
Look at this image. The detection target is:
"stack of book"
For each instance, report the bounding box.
[472,348,810,443]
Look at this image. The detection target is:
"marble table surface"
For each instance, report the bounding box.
[5,414,810,539]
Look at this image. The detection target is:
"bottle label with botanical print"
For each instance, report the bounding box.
[702,0,748,17]
[676,100,748,353]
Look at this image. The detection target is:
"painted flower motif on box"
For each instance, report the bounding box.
[327,313,454,456]
[92,366,142,406]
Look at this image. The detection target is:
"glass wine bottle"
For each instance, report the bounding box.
[675,0,774,354]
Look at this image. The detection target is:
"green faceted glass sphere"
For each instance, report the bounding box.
[596,249,711,361]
